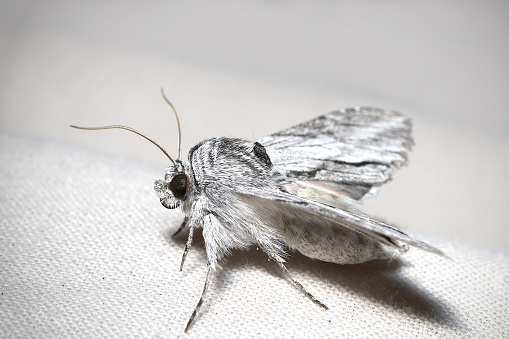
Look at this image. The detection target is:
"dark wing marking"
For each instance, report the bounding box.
[257,107,413,201]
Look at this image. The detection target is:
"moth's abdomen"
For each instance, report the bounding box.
[277,204,393,264]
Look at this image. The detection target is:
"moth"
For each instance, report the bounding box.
[71,89,443,332]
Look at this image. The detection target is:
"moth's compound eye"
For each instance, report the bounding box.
[168,173,188,199]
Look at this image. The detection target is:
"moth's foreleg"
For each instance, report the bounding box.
[185,263,212,332]
[274,260,328,310]
[172,216,188,237]
[179,225,195,271]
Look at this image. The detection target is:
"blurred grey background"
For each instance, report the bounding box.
[1,0,508,250]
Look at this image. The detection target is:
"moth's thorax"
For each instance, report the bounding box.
[154,137,281,212]
[188,137,282,190]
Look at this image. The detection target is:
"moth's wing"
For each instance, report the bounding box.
[230,184,444,256]
[257,107,413,201]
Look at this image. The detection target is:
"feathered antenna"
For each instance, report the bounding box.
[160,87,182,160]
[70,124,176,165]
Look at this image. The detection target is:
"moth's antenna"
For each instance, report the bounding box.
[70,124,176,165]
[160,88,182,160]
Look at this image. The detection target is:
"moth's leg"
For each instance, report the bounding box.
[172,216,188,237]
[185,263,212,332]
[179,225,195,271]
[274,259,328,310]
[184,212,226,330]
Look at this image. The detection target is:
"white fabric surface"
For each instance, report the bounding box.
[1,130,508,338]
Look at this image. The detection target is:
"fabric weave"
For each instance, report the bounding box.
[0,131,507,338]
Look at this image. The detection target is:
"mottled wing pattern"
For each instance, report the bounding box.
[257,107,413,201]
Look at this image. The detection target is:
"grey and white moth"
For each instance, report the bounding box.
[72,90,443,332]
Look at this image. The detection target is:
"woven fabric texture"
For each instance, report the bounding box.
[1,130,508,338]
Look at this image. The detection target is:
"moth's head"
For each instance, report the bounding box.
[154,161,191,209]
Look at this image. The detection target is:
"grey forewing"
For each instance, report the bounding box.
[257,107,413,201]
